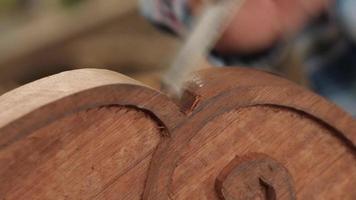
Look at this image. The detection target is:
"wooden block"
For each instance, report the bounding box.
[0,67,354,200]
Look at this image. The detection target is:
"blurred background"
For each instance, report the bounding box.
[0,0,179,93]
[0,0,355,115]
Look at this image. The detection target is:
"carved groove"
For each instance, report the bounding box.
[215,153,296,200]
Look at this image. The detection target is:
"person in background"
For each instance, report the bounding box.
[140,0,356,116]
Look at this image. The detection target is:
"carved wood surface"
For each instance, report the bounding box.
[0,67,355,199]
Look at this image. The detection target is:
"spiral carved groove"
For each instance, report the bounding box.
[215,153,296,200]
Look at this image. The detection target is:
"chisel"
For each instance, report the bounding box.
[162,0,246,97]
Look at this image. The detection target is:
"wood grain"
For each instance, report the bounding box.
[0,107,160,199]
[143,67,356,199]
[0,67,354,199]
[0,68,183,149]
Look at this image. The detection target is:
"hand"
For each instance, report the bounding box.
[189,0,331,54]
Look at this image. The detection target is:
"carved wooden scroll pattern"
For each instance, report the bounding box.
[0,68,354,200]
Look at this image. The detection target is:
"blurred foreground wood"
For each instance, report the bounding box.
[0,67,354,199]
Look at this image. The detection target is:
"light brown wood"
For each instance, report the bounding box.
[0,67,355,199]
